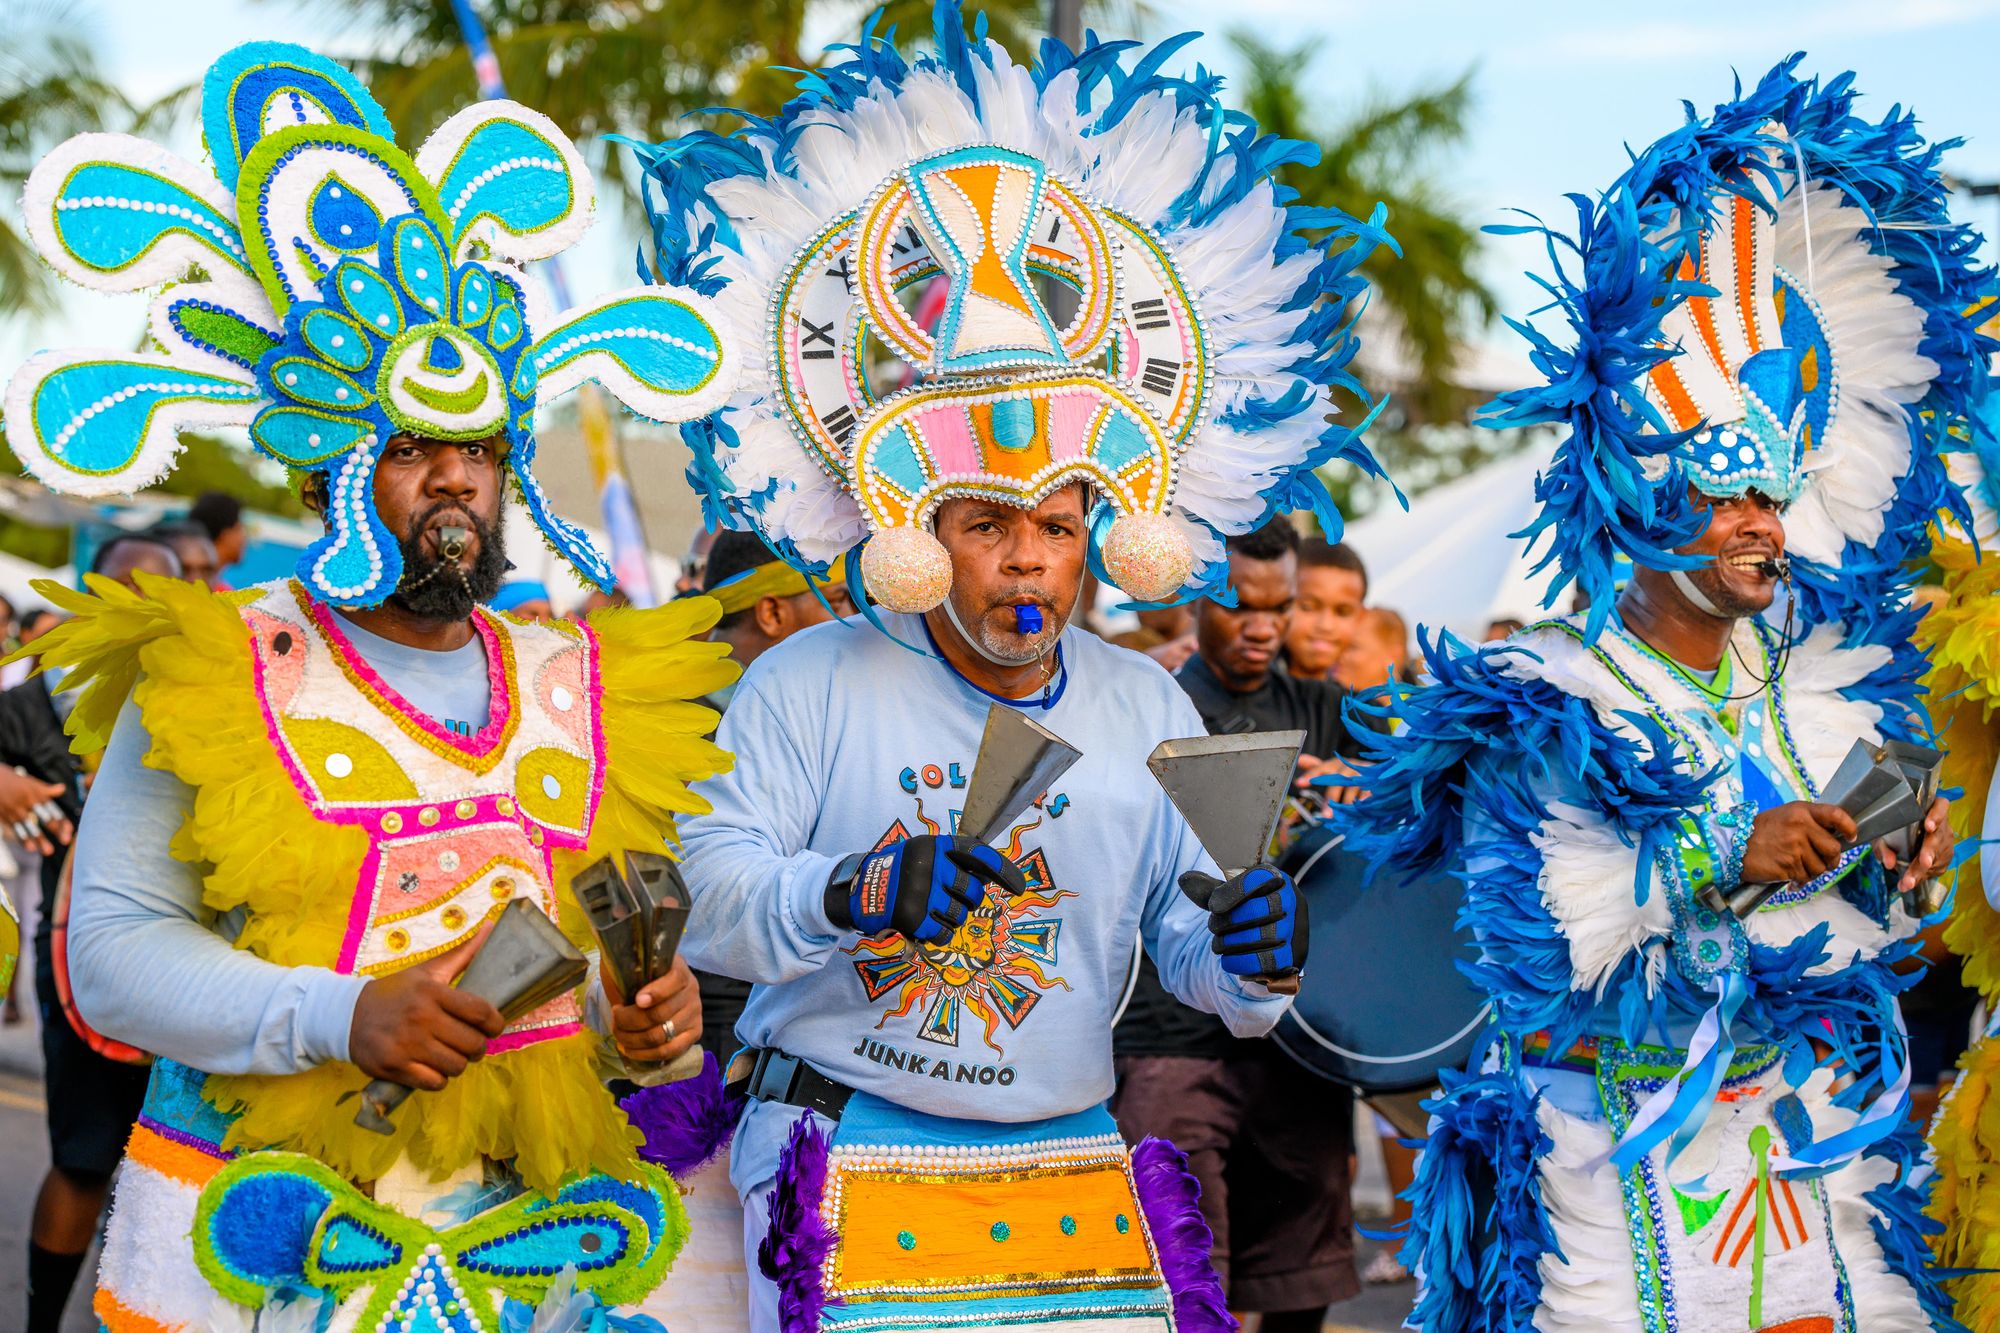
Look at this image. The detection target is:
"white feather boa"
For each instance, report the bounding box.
[681,42,1327,570]
[1500,618,1902,994]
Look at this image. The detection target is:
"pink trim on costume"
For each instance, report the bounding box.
[336,840,390,974]
[574,620,609,846]
[918,403,981,476]
[305,598,516,763]
[1048,390,1097,460]
[245,610,324,812]
[332,791,566,972]
[489,1020,583,1055]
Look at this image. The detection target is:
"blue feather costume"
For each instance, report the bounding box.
[1343,58,1991,1333]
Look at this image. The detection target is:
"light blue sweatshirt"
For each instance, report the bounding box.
[678,611,1291,1127]
[66,615,491,1074]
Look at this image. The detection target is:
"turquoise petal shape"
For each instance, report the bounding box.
[529,296,723,399]
[457,268,494,328]
[332,259,404,340]
[433,117,577,247]
[455,1213,632,1278]
[317,1215,401,1276]
[52,162,247,277]
[487,299,523,352]
[301,309,372,371]
[267,355,372,413]
[389,216,451,319]
[250,405,372,467]
[202,42,393,193]
[25,359,260,480]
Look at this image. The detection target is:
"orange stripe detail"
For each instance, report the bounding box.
[124,1124,227,1187]
[1764,1177,1789,1248]
[95,1288,178,1333]
[1781,1177,1808,1240]
[1734,195,1763,354]
[1682,245,1730,380]
[1714,1182,1756,1264]
[1648,362,1703,431]
[1728,1212,1758,1267]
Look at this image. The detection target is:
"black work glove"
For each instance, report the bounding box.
[1178,865,1308,979]
[825,834,1029,943]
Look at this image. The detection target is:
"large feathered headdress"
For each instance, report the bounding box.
[5,42,736,606]
[1488,56,1992,646]
[625,2,1392,614]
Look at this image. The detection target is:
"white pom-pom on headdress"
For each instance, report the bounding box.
[1102,513,1195,604]
[859,526,954,613]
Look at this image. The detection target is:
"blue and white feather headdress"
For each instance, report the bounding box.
[1488,56,1991,645]
[4,42,736,607]
[627,2,1391,613]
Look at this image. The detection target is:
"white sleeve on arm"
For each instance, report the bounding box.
[67,697,367,1075]
[678,683,844,985]
[1140,694,1293,1037]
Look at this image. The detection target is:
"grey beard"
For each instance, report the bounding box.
[940,594,1061,665]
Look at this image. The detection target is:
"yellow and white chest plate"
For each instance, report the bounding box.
[242,582,604,1047]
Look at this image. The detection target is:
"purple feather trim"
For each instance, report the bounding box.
[1131,1136,1238,1332]
[757,1112,838,1333]
[620,1051,747,1179]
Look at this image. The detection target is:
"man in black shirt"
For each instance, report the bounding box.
[1113,518,1360,1329]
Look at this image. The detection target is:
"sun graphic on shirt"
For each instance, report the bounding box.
[846,802,1073,1051]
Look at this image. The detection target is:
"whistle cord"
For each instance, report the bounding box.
[920,615,1068,711]
[1665,567,1797,703]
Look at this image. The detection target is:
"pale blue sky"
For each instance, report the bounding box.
[12,0,2000,365]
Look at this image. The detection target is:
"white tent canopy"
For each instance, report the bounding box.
[1340,440,1566,642]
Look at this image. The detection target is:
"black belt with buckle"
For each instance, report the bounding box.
[725,1047,855,1121]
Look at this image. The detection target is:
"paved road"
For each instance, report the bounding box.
[1,1068,100,1333]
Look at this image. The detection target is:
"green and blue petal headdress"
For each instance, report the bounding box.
[5,42,736,606]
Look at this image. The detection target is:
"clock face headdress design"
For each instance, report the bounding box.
[628,6,1391,614]
[1490,56,1992,646]
[5,42,736,607]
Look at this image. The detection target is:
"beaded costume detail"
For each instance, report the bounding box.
[28,574,735,1331]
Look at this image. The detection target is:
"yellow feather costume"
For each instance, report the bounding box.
[1922,534,2000,1326]
[32,573,737,1194]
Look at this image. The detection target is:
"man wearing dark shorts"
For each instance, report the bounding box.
[1113,518,1363,1329]
[21,535,178,1333]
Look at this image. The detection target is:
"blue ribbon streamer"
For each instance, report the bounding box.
[1769,1001,1912,1179]
[1606,971,1749,1177]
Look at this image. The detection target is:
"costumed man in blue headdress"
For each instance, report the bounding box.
[618,6,1389,1330]
[1338,59,1991,1333]
[1,42,748,1330]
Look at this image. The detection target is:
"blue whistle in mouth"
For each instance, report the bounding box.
[1012,604,1044,635]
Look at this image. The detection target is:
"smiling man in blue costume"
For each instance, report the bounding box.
[1,42,746,1331]
[618,6,1391,1330]
[1336,60,1992,1333]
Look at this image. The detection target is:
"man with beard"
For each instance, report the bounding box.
[676,483,1309,1331]
[631,13,1389,1328]
[0,39,744,1327]
[38,431,730,1326]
